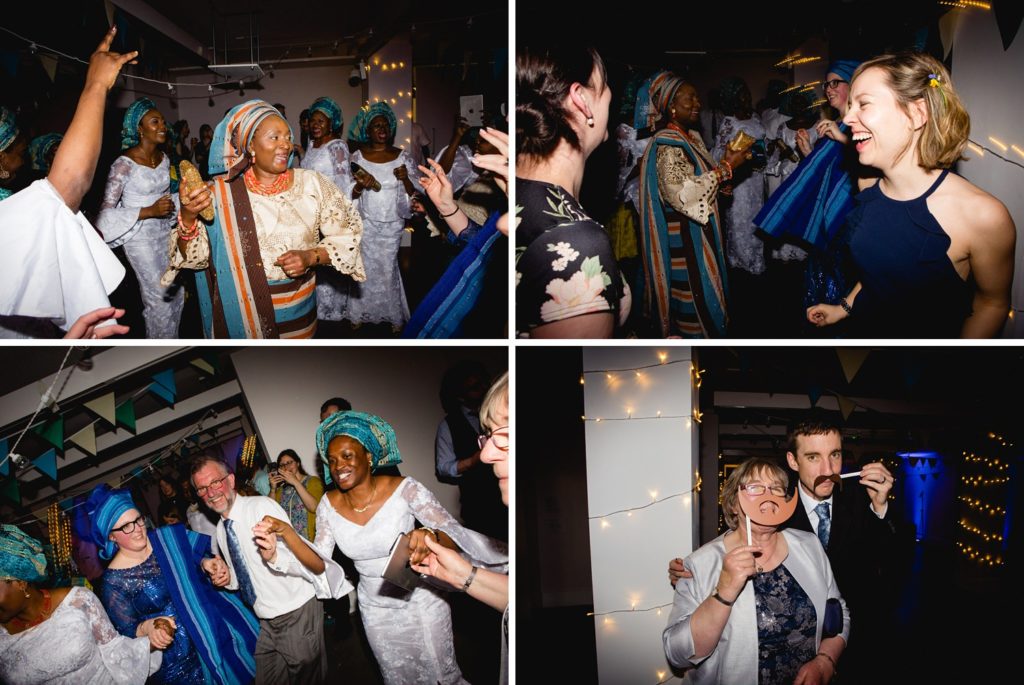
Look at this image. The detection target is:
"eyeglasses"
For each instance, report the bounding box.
[111,516,146,536]
[823,79,848,90]
[477,427,509,451]
[740,483,787,497]
[195,475,231,497]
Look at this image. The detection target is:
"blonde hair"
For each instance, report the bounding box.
[720,458,789,531]
[853,52,969,170]
[479,371,509,431]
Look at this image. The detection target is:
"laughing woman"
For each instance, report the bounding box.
[806,52,1015,338]
[86,484,259,685]
[166,100,365,338]
[97,98,184,338]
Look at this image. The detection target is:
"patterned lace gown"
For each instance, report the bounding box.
[313,477,508,685]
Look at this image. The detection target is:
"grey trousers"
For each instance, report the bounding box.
[254,596,327,685]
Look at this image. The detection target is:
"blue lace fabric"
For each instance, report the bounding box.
[101,555,205,684]
[753,564,817,685]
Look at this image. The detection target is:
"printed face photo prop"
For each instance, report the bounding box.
[737,485,799,528]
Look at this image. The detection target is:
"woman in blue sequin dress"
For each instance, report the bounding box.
[87,484,259,685]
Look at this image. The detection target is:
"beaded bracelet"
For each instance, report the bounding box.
[177,212,201,241]
[716,159,733,183]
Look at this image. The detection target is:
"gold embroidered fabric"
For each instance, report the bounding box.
[656,142,720,226]
[163,168,364,286]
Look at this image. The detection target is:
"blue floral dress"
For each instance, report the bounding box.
[753,564,817,685]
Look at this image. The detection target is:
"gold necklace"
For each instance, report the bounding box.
[349,478,377,513]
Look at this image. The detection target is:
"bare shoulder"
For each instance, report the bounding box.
[935,174,1015,245]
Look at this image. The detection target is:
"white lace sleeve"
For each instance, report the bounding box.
[95,157,143,246]
[402,478,508,574]
[436,144,476,194]
[313,172,366,282]
[313,497,339,558]
[265,498,354,599]
[72,587,162,681]
[711,117,736,163]
[328,140,356,197]
[402,148,423,196]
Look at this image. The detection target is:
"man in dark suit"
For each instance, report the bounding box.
[669,418,903,681]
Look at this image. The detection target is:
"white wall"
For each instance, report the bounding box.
[943,8,1024,336]
[168,64,365,142]
[367,37,413,148]
[229,346,508,517]
[583,347,699,685]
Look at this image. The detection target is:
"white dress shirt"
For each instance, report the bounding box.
[215,494,352,619]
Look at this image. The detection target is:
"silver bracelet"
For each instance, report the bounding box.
[461,566,478,592]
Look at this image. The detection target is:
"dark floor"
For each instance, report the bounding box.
[518,540,1017,683]
[325,590,503,684]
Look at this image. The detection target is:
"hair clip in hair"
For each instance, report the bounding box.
[927,73,942,88]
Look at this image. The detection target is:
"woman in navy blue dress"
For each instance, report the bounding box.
[806,52,1015,338]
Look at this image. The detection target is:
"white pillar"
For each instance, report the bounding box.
[583,347,699,685]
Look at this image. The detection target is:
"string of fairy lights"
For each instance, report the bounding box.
[955,433,1011,568]
[582,351,703,684]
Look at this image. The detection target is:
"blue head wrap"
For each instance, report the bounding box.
[0,524,48,582]
[352,102,397,144]
[120,98,158,150]
[85,484,137,561]
[309,97,344,136]
[0,107,19,153]
[252,468,271,496]
[209,99,293,178]
[826,60,862,84]
[28,133,62,172]
[316,411,402,485]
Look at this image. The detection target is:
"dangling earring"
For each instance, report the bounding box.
[586,117,595,128]
[671,108,677,118]
[0,164,9,180]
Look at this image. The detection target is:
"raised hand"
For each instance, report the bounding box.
[85,26,139,92]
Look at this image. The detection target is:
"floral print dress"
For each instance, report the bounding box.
[515,178,629,336]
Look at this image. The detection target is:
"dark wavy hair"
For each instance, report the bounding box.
[516,45,606,161]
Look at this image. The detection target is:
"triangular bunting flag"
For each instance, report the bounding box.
[837,349,870,384]
[836,394,856,421]
[203,352,220,373]
[32,508,48,522]
[152,369,176,395]
[190,358,216,375]
[1,477,20,504]
[59,498,73,511]
[148,382,175,406]
[33,448,58,481]
[994,0,1023,51]
[84,392,117,425]
[808,384,823,408]
[104,0,116,27]
[68,424,97,456]
[115,401,136,433]
[38,54,58,83]
[33,416,64,451]
[0,437,8,477]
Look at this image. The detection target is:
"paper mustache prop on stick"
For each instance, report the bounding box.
[813,471,863,491]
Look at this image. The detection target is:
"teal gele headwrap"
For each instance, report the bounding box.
[120,98,158,150]
[29,133,62,172]
[0,107,19,152]
[0,524,48,582]
[352,102,397,143]
[347,108,368,142]
[85,483,137,561]
[309,97,344,136]
[316,411,402,485]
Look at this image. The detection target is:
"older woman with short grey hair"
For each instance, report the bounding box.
[664,457,848,684]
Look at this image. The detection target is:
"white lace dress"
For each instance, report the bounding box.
[313,477,508,685]
[343,149,419,328]
[96,155,184,338]
[713,115,768,275]
[0,586,160,685]
[301,139,357,322]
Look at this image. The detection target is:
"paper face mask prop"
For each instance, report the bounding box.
[737,485,799,527]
